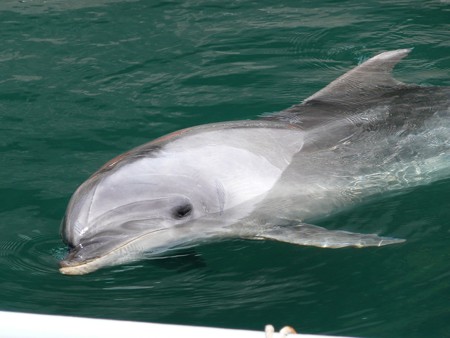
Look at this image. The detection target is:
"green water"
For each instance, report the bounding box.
[1,0,449,337]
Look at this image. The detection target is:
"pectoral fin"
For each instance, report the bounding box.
[257,223,405,248]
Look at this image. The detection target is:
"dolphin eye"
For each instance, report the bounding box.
[172,204,193,219]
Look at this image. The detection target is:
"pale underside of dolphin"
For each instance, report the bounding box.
[59,49,450,275]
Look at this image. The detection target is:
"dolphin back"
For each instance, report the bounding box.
[256,49,450,225]
[266,49,449,131]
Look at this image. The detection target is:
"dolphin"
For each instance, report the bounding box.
[59,49,450,275]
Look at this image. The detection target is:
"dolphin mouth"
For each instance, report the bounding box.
[59,245,118,275]
[59,227,168,275]
[59,256,101,275]
[59,243,137,275]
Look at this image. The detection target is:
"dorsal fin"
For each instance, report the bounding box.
[303,49,412,104]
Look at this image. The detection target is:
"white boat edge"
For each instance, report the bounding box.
[0,310,355,338]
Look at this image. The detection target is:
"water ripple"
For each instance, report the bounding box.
[0,233,60,275]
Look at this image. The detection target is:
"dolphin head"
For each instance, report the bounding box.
[59,123,303,275]
[59,143,226,275]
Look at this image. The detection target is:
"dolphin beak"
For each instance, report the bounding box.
[59,261,99,275]
[59,260,91,275]
[59,261,92,275]
[59,246,101,275]
[59,251,121,275]
[58,226,168,275]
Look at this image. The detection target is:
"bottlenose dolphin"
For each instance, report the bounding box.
[59,49,450,275]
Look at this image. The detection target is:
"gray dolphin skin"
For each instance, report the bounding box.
[60,49,450,275]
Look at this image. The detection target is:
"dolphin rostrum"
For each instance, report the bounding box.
[59,49,450,275]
